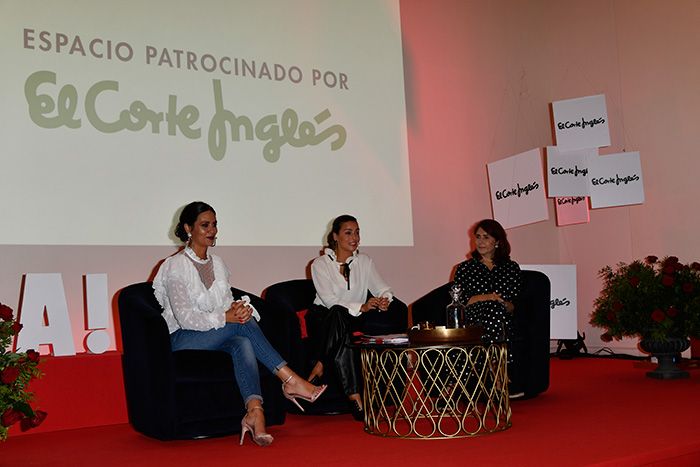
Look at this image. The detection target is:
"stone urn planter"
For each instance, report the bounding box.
[639,337,691,379]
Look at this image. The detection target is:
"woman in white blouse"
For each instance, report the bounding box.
[153,201,326,446]
[306,215,407,420]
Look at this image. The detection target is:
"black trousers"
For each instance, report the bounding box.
[305,298,407,396]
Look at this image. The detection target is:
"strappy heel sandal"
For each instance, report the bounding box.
[282,375,328,412]
[239,406,273,447]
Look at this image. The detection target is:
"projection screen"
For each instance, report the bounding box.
[0,0,412,246]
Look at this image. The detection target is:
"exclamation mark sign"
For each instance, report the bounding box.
[85,273,111,354]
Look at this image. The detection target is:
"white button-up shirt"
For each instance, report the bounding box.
[311,248,393,316]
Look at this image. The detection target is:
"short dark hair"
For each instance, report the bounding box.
[470,219,511,263]
[326,214,358,250]
[174,201,216,242]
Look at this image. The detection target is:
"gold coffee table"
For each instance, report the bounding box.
[359,341,511,439]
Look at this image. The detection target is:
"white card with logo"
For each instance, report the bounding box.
[588,151,644,209]
[546,146,596,197]
[487,148,548,229]
[522,264,577,340]
[552,94,610,150]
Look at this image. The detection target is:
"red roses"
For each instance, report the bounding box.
[1,409,23,428]
[20,410,47,431]
[26,349,40,363]
[662,275,675,287]
[651,309,666,323]
[0,304,13,321]
[0,408,47,430]
[0,302,46,440]
[591,256,700,342]
[0,367,21,385]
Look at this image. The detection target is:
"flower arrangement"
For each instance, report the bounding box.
[0,302,46,440]
[590,256,700,342]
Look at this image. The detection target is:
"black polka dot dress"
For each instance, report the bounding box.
[453,258,522,346]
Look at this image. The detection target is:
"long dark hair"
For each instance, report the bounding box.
[326,214,358,250]
[174,201,216,242]
[470,219,511,263]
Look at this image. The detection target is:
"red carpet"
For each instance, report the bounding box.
[3,357,700,466]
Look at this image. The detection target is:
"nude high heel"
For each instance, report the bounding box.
[239,407,273,447]
[282,375,328,412]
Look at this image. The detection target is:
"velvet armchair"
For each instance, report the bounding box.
[411,269,551,399]
[117,282,286,440]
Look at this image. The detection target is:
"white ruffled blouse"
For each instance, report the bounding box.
[152,250,259,334]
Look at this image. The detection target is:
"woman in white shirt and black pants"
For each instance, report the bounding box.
[306,215,408,420]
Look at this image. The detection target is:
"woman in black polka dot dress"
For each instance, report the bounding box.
[454,219,521,347]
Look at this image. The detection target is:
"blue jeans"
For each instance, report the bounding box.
[170,320,287,406]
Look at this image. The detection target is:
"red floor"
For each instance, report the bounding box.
[3,357,700,466]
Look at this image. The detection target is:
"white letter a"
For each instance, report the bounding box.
[17,273,76,356]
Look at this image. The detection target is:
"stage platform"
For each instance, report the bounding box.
[3,357,700,466]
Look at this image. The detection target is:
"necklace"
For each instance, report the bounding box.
[184,246,210,264]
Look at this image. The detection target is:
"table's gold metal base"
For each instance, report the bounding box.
[360,343,511,439]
